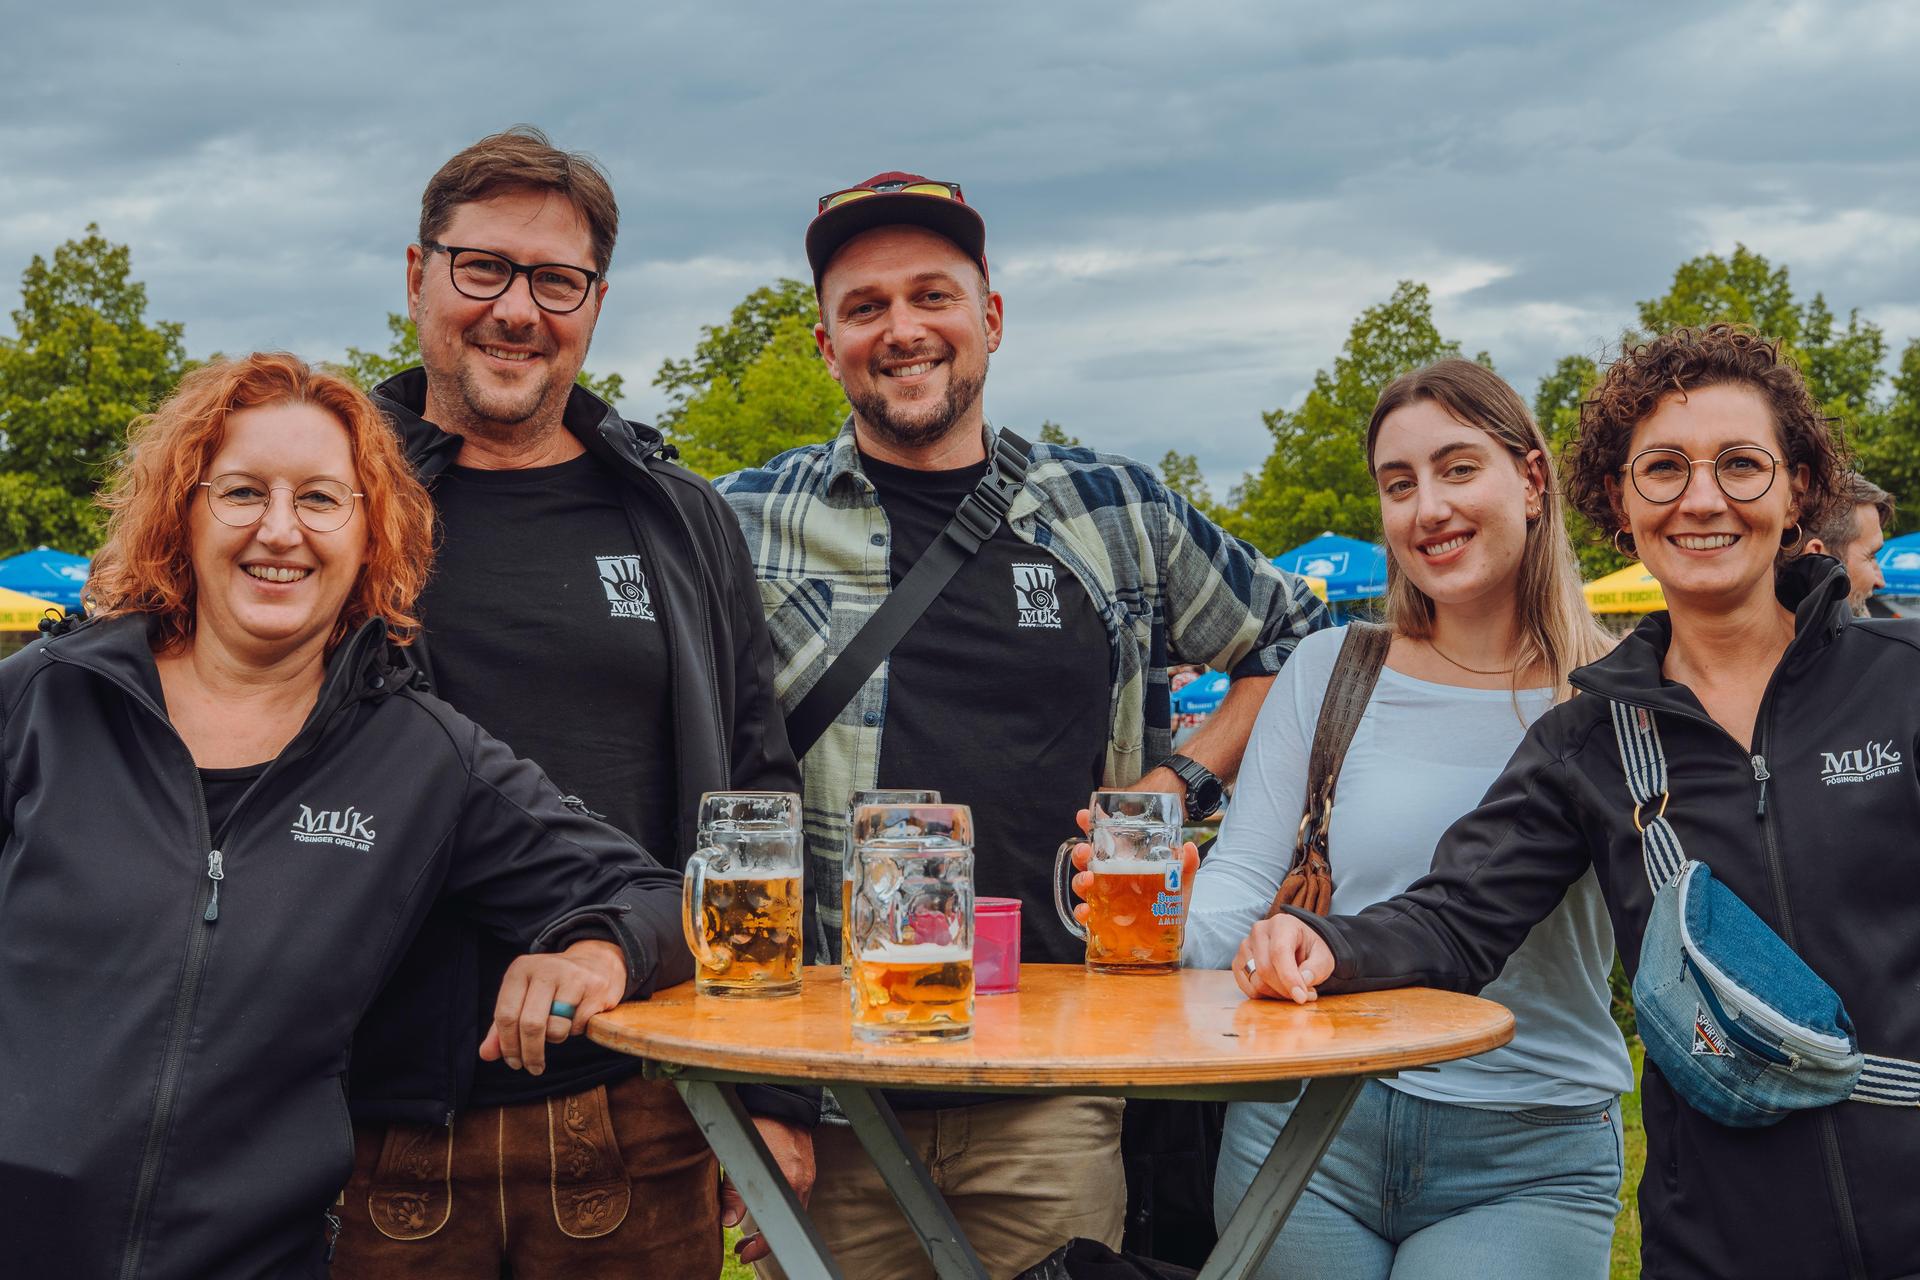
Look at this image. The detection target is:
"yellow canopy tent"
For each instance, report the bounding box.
[0,585,62,631]
[1302,575,1328,602]
[1583,562,1665,615]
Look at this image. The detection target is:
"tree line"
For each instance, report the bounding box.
[3,228,1915,578]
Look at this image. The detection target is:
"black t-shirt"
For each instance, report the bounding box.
[415,453,675,1107]
[200,763,268,838]
[864,450,1110,967]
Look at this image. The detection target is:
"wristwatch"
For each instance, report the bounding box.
[1163,753,1225,821]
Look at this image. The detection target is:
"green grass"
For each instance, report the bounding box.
[721,1230,754,1280]
[1611,1040,1647,1280]
[718,1045,1650,1280]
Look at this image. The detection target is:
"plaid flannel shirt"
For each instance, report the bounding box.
[714,417,1329,960]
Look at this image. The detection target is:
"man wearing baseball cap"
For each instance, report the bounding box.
[717,173,1326,1277]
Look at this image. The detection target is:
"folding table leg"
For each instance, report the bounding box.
[1196,1075,1365,1280]
[674,1078,845,1280]
[832,1085,990,1280]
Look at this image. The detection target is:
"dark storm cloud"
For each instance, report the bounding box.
[2,0,1915,490]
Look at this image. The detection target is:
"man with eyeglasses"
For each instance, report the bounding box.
[715,172,1327,1278]
[332,126,813,1280]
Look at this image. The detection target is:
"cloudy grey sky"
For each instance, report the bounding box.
[4,1,1916,491]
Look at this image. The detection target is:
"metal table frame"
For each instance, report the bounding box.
[653,1060,1370,1280]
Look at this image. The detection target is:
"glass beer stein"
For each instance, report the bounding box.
[848,802,974,1042]
[681,791,804,997]
[1053,790,1187,973]
[843,789,942,980]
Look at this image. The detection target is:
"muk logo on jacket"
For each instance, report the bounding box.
[290,805,377,853]
[1014,563,1062,629]
[1818,739,1903,786]
[596,555,656,620]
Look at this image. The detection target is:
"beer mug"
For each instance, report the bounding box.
[842,789,942,979]
[682,791,804,997]
[848,803,974,1042]
[1053,790,1186,973]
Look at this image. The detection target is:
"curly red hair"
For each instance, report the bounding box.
[88,352,434,652]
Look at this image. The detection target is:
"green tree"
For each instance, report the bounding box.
[0,226,191,554]
[654,279,818,429]
[334,312,626,404]
[1852,339,1920,536]
[1158,450,1225,522]
[669,315,846,478]
[1225,282,1462,558]
[1530,354,1627,577]
[1037,420,1080,447]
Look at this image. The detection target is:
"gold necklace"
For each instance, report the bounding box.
[1425,636,1519,677]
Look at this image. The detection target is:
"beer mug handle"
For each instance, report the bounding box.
[681,847,719,970]
[1052,837,1088,942]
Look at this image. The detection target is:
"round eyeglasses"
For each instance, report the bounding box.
[423,241,601,314]
[1620,446,1781,505]
[200,474,364,533]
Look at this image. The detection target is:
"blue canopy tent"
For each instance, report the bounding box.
[1273,532,1388,618]
[1877,531,1920,596]
[0,547,88,611]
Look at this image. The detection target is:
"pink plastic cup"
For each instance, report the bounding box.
[974,897,1022,994]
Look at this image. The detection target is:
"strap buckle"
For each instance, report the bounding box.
[1632,790,1670,833]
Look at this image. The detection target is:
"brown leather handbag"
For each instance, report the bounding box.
[1269,622,1392,916]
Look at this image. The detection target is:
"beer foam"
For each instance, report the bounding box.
[857,942,972,965]
[701,868,800,881]
[1092,858,1169,875]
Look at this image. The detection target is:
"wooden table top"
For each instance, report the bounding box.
[589,965,1513,1089]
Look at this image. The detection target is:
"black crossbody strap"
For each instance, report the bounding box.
[783,428,1032,758]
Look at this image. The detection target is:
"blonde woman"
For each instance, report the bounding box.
[1185,360,1630,1279]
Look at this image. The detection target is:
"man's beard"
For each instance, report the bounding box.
[426,319,566,444]
[846,346,989,452]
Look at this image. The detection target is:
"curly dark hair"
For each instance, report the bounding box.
[1564,324,1847,542]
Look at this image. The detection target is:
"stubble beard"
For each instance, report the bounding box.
[421,314,571,449]
[847,346,990,453]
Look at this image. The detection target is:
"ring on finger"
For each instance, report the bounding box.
[1243,957,1257,978]
[550,1000,578,1020]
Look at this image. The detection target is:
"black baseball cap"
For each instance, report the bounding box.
[806,172,988,289]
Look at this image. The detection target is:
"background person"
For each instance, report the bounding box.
[0,353,689,1280]
[716,172,1327,1279]
[1802,470,1894,614]
[1167,360,1631,1279]
[339,127,810,1280]
[1237,325,1920,1279]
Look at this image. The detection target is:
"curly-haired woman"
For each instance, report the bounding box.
[0,354,692,1280]
[1240,325,1920,1278]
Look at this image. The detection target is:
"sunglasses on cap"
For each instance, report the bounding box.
[818,179,965,213]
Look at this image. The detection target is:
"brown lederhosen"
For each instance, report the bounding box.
[331,1073,720,1279]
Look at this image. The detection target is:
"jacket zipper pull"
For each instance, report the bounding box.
[1751,755,1770,819]
[203,849,225,923]
[324,1209,342,1263]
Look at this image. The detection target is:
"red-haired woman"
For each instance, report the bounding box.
[0,354,691,1280]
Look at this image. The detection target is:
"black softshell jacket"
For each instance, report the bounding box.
[0,615,692,1279]
[1299,557,1920,1279]
[351,372,810,1128]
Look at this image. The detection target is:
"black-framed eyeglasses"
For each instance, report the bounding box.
[422,241,602,314]
[817,179,964,214]
[1620,445,1781,505]
[200,473,364,533]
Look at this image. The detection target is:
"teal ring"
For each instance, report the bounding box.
[549,1000,578,1020]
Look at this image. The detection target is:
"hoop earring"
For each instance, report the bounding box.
[1613,528,1637,558]
[1780,522,1803,552]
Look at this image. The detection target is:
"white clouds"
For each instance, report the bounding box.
[0,0,1915,497]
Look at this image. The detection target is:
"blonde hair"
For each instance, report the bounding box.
[1365,359,1610,699]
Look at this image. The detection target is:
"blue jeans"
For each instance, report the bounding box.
[1215,1080,1623,1280]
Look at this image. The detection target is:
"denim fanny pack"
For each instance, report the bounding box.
[1610,701,1920,1127]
